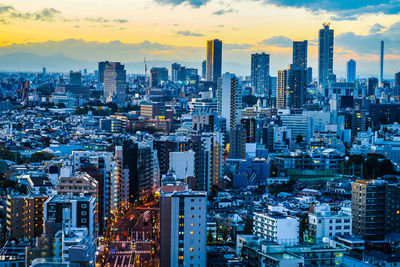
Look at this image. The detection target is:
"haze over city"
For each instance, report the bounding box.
[1,0,400,77]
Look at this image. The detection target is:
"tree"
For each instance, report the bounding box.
[380,159,395,175]
[222,226,230,242]
[364,155,381,179]
[243,218,253,234]
[30,151,54,162]
[207,229,214,243]
[296,135,303,143]
[242,95,258,106]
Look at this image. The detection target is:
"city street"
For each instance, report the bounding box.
[97,203,159,267]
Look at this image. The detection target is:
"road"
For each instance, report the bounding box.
[97,203,159,267]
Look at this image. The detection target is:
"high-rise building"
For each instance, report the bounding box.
[206,39,222,83]
[123,139,154,202]
[251,52,270,97]
[367,77,378,96]
[395,72,400,88]
[69,71,81,86]
[307,67,313,85]
[380,40,384,86]
[229,124,246,159]
[150,67,169,87]
[217,73,242,131]
[293,40,308,69]
[190,133,223,193]
[287,64,307,109]
[276,69,288,109]
[346,59,356,83]
[171,63,180,82]
[98,61,109,83]
[318,23,334,87]
[103,62,127,106]
[6,194,47,239]
[43,194,97,266]
[160,191,207,267]
[352,180,387,240]
[201,60,206,79]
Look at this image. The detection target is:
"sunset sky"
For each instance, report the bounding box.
[1,0,400,77]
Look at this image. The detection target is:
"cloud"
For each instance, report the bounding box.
[264,0,400,20]
[212,8,235,15]
[176,30,203,36]
[260,35,292,48]
[0,5,128,25]
[336,22,400,55]
[370,23,387,34]
[113,19,128,23]
[0,5,14,14]
[154,0,209,8]
[8,7,61,21]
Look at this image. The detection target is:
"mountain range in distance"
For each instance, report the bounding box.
[0,52,250,75]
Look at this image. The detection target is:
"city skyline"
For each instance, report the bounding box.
[0,0,400,77]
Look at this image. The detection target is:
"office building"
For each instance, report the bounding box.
[293,40,308,69]
[253,212,299,245]
[160,191,207,267]
[318,23,334,87]
[150,67,169,87]
[251,52,270,97]
[98,61,108,83]
[123,139,154,202]
[169,151,195,179]
[206,39,222,83]
[229,124,246,159]
[69,71,81,86]
[280,114,313,143]
[346,59,356,83]
[171,63,181,82]
[367,77,378,96]
[380,40,384,86]
[103,62,127,106]
[287,64,307,108]
[276,69,288,109]
[202,60,206,79]
[217,73,242,131]
[6,194,47,239]
[307,67,312,84]
[308,204,352,243]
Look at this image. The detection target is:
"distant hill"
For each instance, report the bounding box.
[0,52,250,75]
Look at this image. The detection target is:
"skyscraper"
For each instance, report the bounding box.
[217,73,242,131]
[380,40,384,86]
[69,71,82,86]
[206,39,222,83]
[287,64,307,109]
[160,191,207,267]
[98,61,109,83]
[201,60,206,79]
[251,52,270,97]
[346,59,356,83]
[103,62,127,106]
[150,67,169,87]
[293,40,308,69]
[122,139,154,202]
[171,63,180,82]
[318,23,334,87]
[229,124,246,159]
[276,69,288,109]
